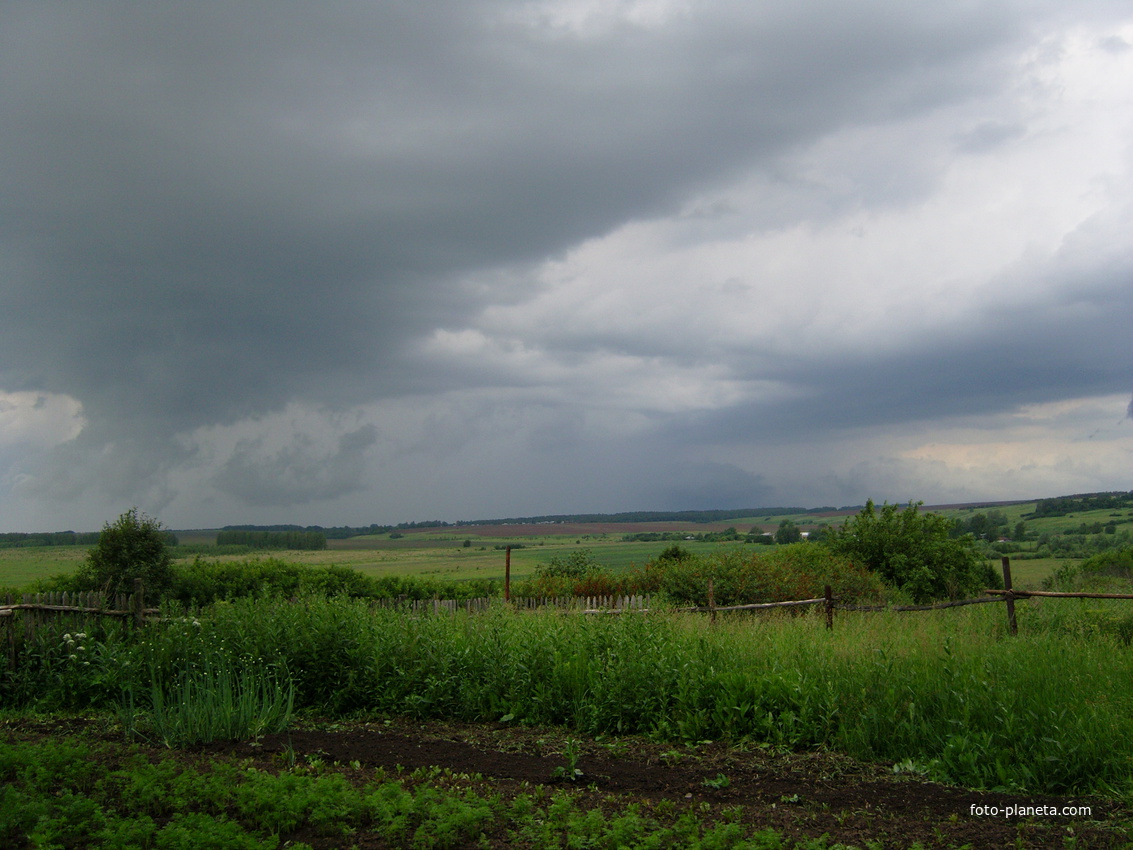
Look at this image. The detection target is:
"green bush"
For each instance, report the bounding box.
[1045,546,1133,592]
[73,508,175,599]
[653,544,885,607]
[826,500,998,602]
[167,557,500,606]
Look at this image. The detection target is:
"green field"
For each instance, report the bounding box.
[0,545,88,589]
[7,493,1130,593]
[0,532,1069,593]
[0,536,700,588]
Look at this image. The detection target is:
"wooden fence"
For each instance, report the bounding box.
[371,594,652,615]
[0,584,159,669]
[374,557,1133,636]
[0,587,158,625]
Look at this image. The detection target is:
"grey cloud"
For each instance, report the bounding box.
[212,424,377,507]
[953,121,1026,154]
[0,1,1127,526]
[1,1,1022,407]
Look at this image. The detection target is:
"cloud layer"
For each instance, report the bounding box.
[1,2,1130,530]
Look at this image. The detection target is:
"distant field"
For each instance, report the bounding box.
[1,532,1068,591]
[194,536,740,581]
[0,545,88,589]
[6,495,1125,591]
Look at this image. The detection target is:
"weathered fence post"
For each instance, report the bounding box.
[133,578,145,628]
[504,545,511,603]
[824,584,834,630]
[1001,556,1017,636]
[708,578,716,624]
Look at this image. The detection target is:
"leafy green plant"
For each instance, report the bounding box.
[703,773,731,789]
[551,739,584,782]
[125,653,294,747]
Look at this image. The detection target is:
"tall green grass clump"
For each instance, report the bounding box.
[655,544,886,607]
[168,557,500,606]
[122,654,294,747]
[177,596,1133,793]
[513,543,887,605]
[8,592,1133,795]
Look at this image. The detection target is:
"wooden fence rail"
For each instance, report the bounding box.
[6,557,1132,646]
[1,585,159,670]
[369,557,1133,637]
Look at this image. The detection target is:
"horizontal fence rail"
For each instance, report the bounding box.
[363,557,1133,636]
[0,590,158,618]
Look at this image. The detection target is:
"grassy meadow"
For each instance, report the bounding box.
[6,594,1133,796]
[5,500,1133,847]
[2,534,794,590]
[3,517,1086,594]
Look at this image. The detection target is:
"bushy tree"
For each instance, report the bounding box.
[535,548,602,579]
[827,500,998,602]
[75,508,174,598]
[775,519,802,545]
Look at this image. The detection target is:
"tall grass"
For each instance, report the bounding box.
[171,597,1133,794]
[122,655,294,748]
[6,595,1133,794]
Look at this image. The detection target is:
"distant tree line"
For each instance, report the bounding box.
[1031,492,1133,517]
[221,523,391,540]
[215,530,327,550]
[463,507,847,527]
[0,531,103,548]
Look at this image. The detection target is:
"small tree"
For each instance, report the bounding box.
[827,500,997,602]
[775,519,802,545]
[75,508,174,598]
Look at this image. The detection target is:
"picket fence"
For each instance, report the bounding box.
[0,589,157,621]
[372,594,651,615]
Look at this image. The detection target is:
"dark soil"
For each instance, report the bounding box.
[8,715,1130,848]
[208,717,1127,849]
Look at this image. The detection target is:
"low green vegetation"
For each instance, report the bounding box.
[826,500,998,603]
[1044,546,1133,593]
[0,734,842,849]
[6,503,1133,845]
[214,529,327,550]
[6,595,1133,796]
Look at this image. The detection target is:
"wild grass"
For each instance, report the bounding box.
[123,655,294,748]
[5,596,1133,795]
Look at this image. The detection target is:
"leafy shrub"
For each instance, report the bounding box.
[653,544,885,607]
[73,508,175,599]
[167,557,500,606]
[536,549,603,579]
[1044,547,1133,592]
[826,500,998,602]
[515,549,619,598]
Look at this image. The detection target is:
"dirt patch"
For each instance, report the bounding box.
[199,718,1127,849]
[5,714,1128,848]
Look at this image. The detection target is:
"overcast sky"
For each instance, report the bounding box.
[1,1,1131,532]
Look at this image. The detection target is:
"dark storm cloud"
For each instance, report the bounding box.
[1,1,1128,526]
[212,424,377,507]
[0,2,1017,423]
[674,259,1133,446]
